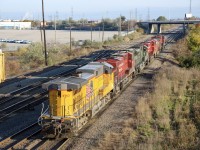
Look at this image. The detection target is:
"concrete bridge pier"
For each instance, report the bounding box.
[157,24,162,34]
[183,24,189,34]
[148,23,154,34]
[183,24,186,34]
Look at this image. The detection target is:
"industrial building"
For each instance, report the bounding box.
[0,21,32,30]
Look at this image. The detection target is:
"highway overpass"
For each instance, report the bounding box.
[140,20,200,34]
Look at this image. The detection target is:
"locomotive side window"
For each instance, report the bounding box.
[105,69,108,74]
[58,91,61,97]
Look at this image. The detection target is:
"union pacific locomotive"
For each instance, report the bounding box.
[39,35,165,138]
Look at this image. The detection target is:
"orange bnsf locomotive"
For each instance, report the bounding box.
[39,35,165,138]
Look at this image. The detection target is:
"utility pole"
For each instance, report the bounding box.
[168,8,171,20]
[102,18,104,42]
[39,21,44,55]
[189,0,192,13]
[69,18,72,52]
[135,8,138,21]
[129,11,132,31]
[127,20,129,35]
[69,7,73,52]
[71,7,74,19]
[70,25,72,52]
[41,0,48,66]
[54,13,57,44]
[118,15,121,36]
[40,24,43,44]
[147,8,150,21]
[99,27,101,39]
[91,22,93,43]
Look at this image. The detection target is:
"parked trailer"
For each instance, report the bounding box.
[0,49,5,83]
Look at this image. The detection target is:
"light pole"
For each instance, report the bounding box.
[42,0,48,66]
[90,22,93,43]
[102,18,104,42]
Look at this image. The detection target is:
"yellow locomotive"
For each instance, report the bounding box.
[40,62,114,137]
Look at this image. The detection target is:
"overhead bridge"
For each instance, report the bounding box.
[140,20,200,34]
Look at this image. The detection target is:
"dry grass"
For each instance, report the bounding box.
[97,61,200,149]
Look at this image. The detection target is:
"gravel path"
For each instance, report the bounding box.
[70,47,171,150]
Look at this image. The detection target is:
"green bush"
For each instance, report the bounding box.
[21,43,45,68]
[176,26,200,68]
[187,26,200,52]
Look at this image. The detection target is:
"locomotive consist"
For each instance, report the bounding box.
[39,35,165,138]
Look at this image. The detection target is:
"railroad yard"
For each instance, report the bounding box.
[0,27,185,150]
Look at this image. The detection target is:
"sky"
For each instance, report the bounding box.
[0,0,200,20]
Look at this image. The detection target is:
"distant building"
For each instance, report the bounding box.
[185,13,193,20]
[88,20,100,24]
[40,21,47,26]
[0,21,32,30]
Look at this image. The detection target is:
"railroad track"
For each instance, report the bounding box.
[0,50,113,94]
[0,92,47,120]
[0,122,41,149]
[0,124,70,150]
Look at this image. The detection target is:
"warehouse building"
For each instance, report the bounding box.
[0,21,32,30]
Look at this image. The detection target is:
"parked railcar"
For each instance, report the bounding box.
[0,49,5,83]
